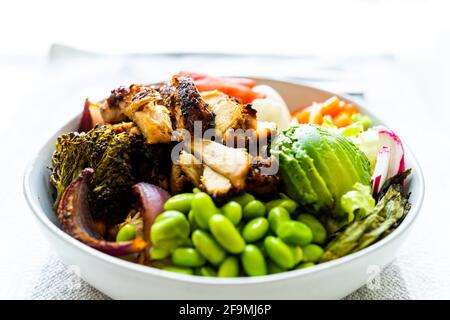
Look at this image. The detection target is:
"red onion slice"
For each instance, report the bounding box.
[57,168,147,256]
[132,183,170,261]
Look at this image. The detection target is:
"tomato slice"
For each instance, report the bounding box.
[174,71,263,103]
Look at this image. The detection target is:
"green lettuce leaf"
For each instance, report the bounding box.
[340,182,375,222]
[321,183,411,262]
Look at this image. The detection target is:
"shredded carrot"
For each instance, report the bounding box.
[321,96,342,117]
[295,106,312,123]
[342,103,358,115]
[291,96,359,128]
[309,104,323,124]
[333,112,352,127]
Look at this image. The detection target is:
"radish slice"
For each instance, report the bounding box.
[371,145,391,196]
[371,126,405,178]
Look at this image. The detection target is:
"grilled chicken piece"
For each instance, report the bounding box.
[201,90,257,140]
[189,139,250,190]
[100,84,149,123]
[170,164,188,194]
[161,77,215,136]
[176,150,233,197]
[245,157,280,195]
[201,166,232,197]
[124,88,173,144]
[178,151,203,186]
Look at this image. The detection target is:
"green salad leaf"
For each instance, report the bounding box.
[321,174,411,262]
[340,182,375,223]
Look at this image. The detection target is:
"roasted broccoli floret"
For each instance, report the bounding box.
[50,124,171,225]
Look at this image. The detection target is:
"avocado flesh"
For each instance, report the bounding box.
[272,125,371,216]
[290,146,333,211]
[277,152,317,205]
[296,126,367,214]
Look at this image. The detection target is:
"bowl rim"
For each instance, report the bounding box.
[23,77,425,286]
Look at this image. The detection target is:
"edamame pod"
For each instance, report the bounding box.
[163,193,194,214]
[277,221,313,246]
[264,236,296,269]
[301,244,324,263]
[243,200,266,220]
[192,192,220,230]
[192,230,226,266]
[241,245,267,276]
[242,217,269,242]
[297,214,327,244]
[267,206,291,233]
[172,248,206,267]
[221,201,242,225]
[209,214,246,254]
[116,224,136,242]
[218,256,240,277]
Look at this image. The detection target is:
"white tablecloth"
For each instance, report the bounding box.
[1,46,449,299]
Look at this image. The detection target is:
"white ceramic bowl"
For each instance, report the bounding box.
[23,78,424,299]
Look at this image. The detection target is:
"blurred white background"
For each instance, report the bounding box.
[1,0,448,57]
[1,0,450,299]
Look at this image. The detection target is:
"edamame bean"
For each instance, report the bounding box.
[268,261,286,274]
[149,246,170,260]
[296,262,315,270]
[221,201,242,225]
[241,245,267,276]
[192,230,226,266]
[264,236,296,269]
[297,214,327,245]
[209,214,246,254]
[172,248,206,267]
[243,200,266,220]
[290,246,303,265]
[116,224,136,242]
[154,210,185,224]
[242,217,269,242]
[267,207,291,233]
[151,211,190,252]
[231,193,255,207]
[301,244,324,263]
[277,221,313,246]
[255,240,267,257]
[192,192,220,230]
[182,237,193,247]
[163,193,194,214]
[188,210,199,230]
[218,256,240,277]
[265,198,298,214]
[162,266,193,275]
[197,266,217,277]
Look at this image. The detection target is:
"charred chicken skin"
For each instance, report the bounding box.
[161,77,215,136]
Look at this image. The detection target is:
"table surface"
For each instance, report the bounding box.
[1,49,449,299]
